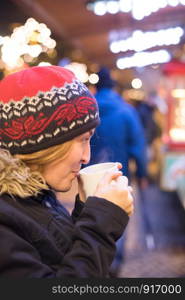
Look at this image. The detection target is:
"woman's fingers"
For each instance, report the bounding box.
[116,162,122,170]
[116,175,128,188]
[100,170,123,185]
[95,169,135,217]
[127,203,134,216]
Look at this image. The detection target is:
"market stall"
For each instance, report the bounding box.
[160,61,185,209]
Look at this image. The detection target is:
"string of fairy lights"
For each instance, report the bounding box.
[86,0,185,20]
[0,18,56,72]
[0,2,185,73]
[0,18,99,84]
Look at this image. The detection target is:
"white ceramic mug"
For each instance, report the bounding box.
[79,162,119,198]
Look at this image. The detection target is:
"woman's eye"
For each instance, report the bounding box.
[82,137,90,143]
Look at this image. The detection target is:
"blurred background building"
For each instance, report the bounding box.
[0,0,185,277]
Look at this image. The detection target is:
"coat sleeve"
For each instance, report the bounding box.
[0,197,129,278]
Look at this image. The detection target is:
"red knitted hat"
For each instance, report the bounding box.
[0,65,100,154]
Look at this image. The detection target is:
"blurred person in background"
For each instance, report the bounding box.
[130,97,161,146]
[0,66,134,277]
[129,91,164,183]
[87,67,148,276]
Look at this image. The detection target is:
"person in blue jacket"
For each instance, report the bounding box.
[88,67,148,276]
[89,67,147,180]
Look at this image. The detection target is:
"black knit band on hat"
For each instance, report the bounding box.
[0,66,100,154]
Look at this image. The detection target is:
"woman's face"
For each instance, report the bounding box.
[41,130,94,192]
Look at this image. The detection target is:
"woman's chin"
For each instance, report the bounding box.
[53,181,73,193]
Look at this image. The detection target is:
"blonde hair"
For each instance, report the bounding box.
[0,140,73,198]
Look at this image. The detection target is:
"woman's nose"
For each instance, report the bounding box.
[82,142,91,164]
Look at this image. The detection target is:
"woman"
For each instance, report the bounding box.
[0,65,134,277]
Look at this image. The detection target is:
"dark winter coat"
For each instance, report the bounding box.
[0,189,128,278]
